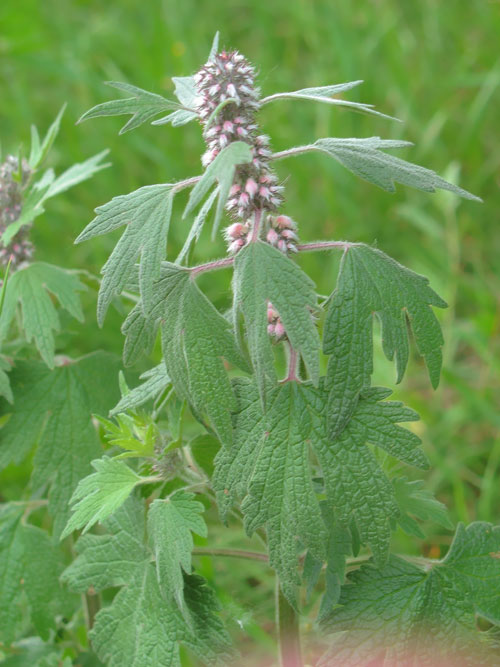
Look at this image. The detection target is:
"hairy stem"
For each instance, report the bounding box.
[192,547,269,562]
[283,345,299,382]
[172,175,201,193]
[250,208,264,243]
[276,580,303,667]
[190,256,234,277]
[297,241,351,252]
[271,145,316,161]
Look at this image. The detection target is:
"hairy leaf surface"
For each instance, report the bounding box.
[323,244,447,437]
[183,141,252,238]
[314,137,482,199]
[320,522,500,666]
[0,352,122,536]
[233,241,319,399]
[148,491,207,616]
[214,379,425,602]
[61,457,142,539]
[0,263,85,367]
[123,263,248,444]
[78,81,181,134]
[0,506,73,644]
[110,362,170,415]
[62,498,231,667]
[76,184,175,322]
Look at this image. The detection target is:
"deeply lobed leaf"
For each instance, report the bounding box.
[320,523,500,666]
[323,244,447,438]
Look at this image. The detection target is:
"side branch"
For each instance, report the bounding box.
[190,256,234,277]
[172,175,201,193]
[297,241,351,252]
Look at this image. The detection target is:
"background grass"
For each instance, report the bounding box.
[1,0,499,663]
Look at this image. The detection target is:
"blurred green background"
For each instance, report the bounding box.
[1,0,499,661]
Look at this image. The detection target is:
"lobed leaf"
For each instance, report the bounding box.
[110,362,170,415]
[0,262,85,367]
[261,83,399,121]
[61,457,142,539]
[0,352,122,536]
[78,81,181,134]
[0,505,73,645]
[215,378,425,603]
[314,137,482,199]
[76,184,175,323]
[393,476,453,538]
[320,522,500,666]
[122,263,249,444]
[183,141,252,239]
[323,244,447,438]
[62,497,231,667]
[148,491,207,617]
[233,241,319,400]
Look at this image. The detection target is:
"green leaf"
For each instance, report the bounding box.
[28,104,66,169]
[323,244,447,438]
[0,505,73,644]
[152,77,198,127]
[76,184,175,323]
[2,151,110,246]
[148,491,207,616]
[216,379,426,601]
[77,81,180,134]
[314,137,482,200]
[110,362,170,416]
[393,476,453,538]
[0,262,85,367]
[261,83,399,121]
[176,189,217,265]
[303,509,352,618]
[0,356,13,403]
[62,498,231,666]
[308,384,427,565]
[183,141,252,239]
[321,522,500,666]
[61,457,142,539]
[123,263,248,444]
[0,352,122,536]
[45,149,111,198]
[189,433,220,478]
[233,241,319,399]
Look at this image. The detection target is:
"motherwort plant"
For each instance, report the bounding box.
[1,33,498,667]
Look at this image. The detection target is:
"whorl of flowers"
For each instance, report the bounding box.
[0,155,34,271]
[194,50,286,249]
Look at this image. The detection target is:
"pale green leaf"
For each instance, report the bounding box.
[323,244,447,438]
[233,241,319,399]
[393,477,453,538]
[215,378,426,597]
[62,498,231,666]
[45,150,110,198]
[261,83,399,121]
[78,81,180,134]
[61,457,142,539]
[110,362,170,415]
[148,491,207,614]
[314,137,482,199]
[76,184,175,322]
[28,104,66,169]
[123,263,248,444]
[0,262,85,367]
[0,505,73,644]
[0,352,122,536]
[320,522,500,666]
[0,356,13,403]
[176,189,217,265]
[183,141,252,239]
